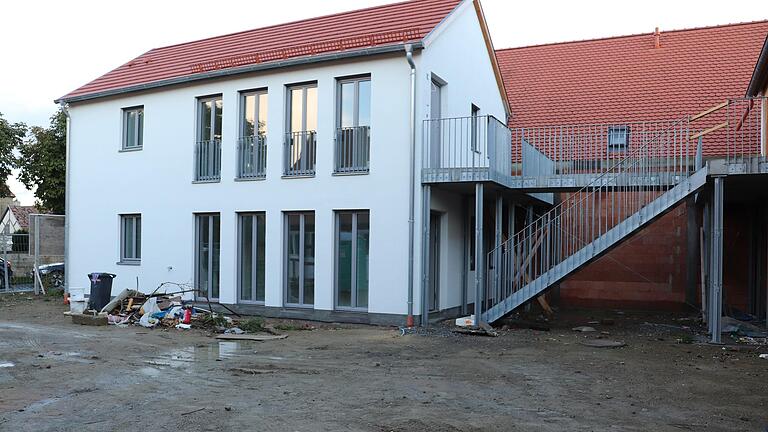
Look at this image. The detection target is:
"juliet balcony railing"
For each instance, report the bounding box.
[195,139,221,181]
[284,131,317,176]
[422,115,512,184]
[237,135,267,179]
[335,126,370,174]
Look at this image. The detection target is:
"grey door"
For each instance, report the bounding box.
[428,212,441,312]
[429,79,442,168]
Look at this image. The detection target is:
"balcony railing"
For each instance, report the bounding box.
[422,115,512,183]
[335,126,370,174]
[194,139,222,181]
[284,131,317,176]
[237,135,267,179]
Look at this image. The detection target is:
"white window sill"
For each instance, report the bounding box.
[116,260,141,266]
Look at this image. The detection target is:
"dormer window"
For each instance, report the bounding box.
[607,125,629,152]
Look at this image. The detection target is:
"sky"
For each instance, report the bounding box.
[1,0,765,205]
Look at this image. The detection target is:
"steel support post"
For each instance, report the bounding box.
[461,196,469,316]
[686,198,699,306]
[421,185,432,327]
[709,178,724,343]
[494,194,503,308]
[474,183,484,320]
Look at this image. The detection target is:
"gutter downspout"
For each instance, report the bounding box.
[405,43,417,328]
[60,103,71,293]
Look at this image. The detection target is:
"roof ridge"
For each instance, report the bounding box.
[150,0,442,52]
[495,19,768,52]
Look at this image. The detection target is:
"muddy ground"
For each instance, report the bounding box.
[0,294,766,432]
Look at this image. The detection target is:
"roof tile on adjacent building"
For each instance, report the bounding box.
[496,21,768,156]
[59,0,462,102]
[9,206,40,230]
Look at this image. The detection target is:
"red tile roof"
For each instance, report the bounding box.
[496,21,768,156]
[59,0,462,103]
[8,206,39,230]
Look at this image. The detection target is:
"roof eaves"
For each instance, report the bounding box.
[56,42,423,104]
[747,34,768,96]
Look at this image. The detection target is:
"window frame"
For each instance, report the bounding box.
[286,82,318,134]
[335,75,371,129]
[197,95,223,142]
[194,213,221,300]
[334,210,370,311]
[607,125,630,152]
[239,89,268,138]
[121,106,144,151]
[470,104,481,153]
[237,212,266,304]
[119,214,141,264]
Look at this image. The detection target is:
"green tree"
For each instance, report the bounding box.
[17,109,66,214]
[0,112,26,197]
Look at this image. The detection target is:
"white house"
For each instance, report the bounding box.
[58,0,524,325]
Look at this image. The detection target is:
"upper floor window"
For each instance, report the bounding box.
[285,83,317,176]
[607,125,630,152]
[199,96,223,141]
[238,90,268,179]
[335,76,371,173]
[470,104,480,152]
[122,106,143,150]
[195,96,223,181]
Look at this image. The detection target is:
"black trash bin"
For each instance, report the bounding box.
[88,273,116,311]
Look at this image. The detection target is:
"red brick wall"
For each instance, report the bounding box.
[557,198,752,311]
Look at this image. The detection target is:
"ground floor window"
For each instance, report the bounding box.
[335,211,369,309]
[238,213,266,303]
[195,213,220,299]
[285,212,314,306]
[120,214,141,263]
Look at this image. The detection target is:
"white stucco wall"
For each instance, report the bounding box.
[411,0,507,312]
[68,54,416,316]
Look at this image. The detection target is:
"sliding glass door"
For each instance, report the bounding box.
[285,212,315,307]
[336,211,369,310]
[195,213,220,300]
[238,213,266,303]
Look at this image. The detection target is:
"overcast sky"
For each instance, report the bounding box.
[1,0,765,205]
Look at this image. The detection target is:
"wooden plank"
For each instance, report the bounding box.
[690,101,728,122]
[216,333,288,341]
[536,294,554,316]
[690,121,728,140]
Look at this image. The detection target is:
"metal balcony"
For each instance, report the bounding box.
[422,115,512,184]
[237,135,267,179]
[194,139,221,181]
[284,131,317,177]
[334,126,370,174]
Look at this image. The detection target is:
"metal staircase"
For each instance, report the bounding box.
[481,117,709,323]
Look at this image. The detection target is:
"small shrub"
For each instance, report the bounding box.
[238,317,266,332]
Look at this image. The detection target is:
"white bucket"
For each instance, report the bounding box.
[69,287,88,314]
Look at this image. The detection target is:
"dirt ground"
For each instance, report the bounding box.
[0,294,766,432]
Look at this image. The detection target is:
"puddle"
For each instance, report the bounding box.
[144,341,254,370]
[0,362,14,368]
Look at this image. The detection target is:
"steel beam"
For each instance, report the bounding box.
[709,178,724,343]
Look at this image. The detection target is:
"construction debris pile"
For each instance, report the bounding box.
[101,288,200,328]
